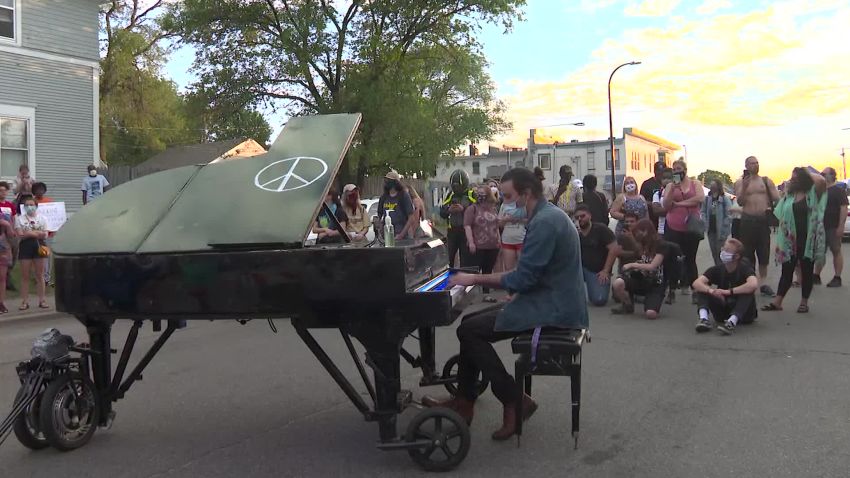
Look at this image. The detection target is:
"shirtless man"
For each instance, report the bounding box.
[733,156,780,296]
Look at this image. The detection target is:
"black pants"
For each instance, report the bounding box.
[456,306,520,405]
[446,228,472,268]
[474,248,499,293]
[697,292,756,324]
[665,229,701,289]
[778,256,814,299]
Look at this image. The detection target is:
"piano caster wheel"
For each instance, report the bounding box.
[405,407,471,472]
[441,354,489,397]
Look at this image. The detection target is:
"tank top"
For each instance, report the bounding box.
[666,181,699,232]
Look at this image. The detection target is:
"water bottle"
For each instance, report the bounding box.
[384,210,395,247]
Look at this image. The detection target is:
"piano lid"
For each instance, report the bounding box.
[53,113,362,255]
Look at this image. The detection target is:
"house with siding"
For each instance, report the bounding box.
[0,0,100,210]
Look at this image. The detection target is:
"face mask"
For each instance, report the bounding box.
[329,203,337,214]
[490,186,499,196]
[25,205,37,216]
[720,250,735,264]
[516,194,527,210]
[673,172,684,183]
[89,170,97,177]
[625,183,636,193]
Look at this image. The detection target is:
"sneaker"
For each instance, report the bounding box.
[695,319,712,333]
[813,275,822,285]
[827,276,842,288]
[717,320,736,335]
[760,285,775,297]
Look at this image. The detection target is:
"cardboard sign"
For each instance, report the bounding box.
[20,202,67,232]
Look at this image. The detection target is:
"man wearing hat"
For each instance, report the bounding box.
[377,170,414,241]
[341,183,370,242]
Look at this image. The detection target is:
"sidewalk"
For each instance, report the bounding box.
[0,294,67,325]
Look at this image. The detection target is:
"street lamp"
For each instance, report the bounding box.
[608,61,641,194]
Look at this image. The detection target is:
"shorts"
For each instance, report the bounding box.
[623,274,666,312]
[826,227,841,254]
[738,214,771,266]
[501,243,522,251]
[18,238,41,260]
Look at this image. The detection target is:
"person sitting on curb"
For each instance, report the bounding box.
[692,238,759,335]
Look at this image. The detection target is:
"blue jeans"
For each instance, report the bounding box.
[583,267,611,306]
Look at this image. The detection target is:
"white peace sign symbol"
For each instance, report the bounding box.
[254,156,329,192]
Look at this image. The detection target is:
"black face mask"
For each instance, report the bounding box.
[384,180,399,192]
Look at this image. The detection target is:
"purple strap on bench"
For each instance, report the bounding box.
[530,326,542,370]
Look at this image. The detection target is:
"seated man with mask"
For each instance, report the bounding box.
[692,238,759,335]
[422,167,589,441]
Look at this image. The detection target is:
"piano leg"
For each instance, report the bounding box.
[416,327,438,382]
[83,318,115,427]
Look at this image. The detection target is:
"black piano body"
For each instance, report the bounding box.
[13,114,478,471]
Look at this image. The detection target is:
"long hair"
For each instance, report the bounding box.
[633,219,660,256]
[787,167,814,194]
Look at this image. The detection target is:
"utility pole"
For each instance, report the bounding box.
[608,61,641,194]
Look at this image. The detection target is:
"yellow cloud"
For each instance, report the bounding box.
[489,0,850,182]
[696,0,732,15]
[624,0,681,17]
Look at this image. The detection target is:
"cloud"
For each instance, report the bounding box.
[490,0,850,180]
[624,0,681,17]
[695,0,732,15]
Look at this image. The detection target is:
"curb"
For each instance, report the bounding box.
[0,310,70,327]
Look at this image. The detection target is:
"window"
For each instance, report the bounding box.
[538,153,551,170]
[606,149,621,170]
[0,106,34,178]
[0,0,17,43]
[587,150,595,172]
[472,161,480,175]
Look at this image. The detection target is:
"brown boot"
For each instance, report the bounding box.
[491,395,538,441]
[420,395,475,425]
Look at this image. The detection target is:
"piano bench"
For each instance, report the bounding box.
[510,328,588,449]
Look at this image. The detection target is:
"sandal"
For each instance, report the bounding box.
[797,303,809,313]
[18,302,29,311]
[38,301,49,309]
[761,303,782,311]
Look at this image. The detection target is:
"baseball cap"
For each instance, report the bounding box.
[385,170,401,181]
[343,183,358,193]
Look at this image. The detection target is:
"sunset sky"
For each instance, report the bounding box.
[165,0,850,182]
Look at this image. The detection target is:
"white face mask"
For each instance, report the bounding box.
[720,250,736,264]
[88,170,97,177]
[490,186,499,196]
[625,183,637,193]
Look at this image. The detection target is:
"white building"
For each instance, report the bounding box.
[434,128,680,198]
[527,127,681,197]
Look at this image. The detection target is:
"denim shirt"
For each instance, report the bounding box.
[701,194,732,238]
[497,200,589,332]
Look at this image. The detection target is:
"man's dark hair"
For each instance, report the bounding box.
[502,167,543,198]
[87,164,97,171]
[583,174,597,190]
[32,182,47,194]
[574,204,591,215]
[0,181,8,190]
[532,166,545,180]
[624,211,641,221]
[654,161,666,174]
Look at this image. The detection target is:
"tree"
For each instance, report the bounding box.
[183,90,273,145]
[173,0,522,182]
[100,1,193,165]
[698,169,733,187]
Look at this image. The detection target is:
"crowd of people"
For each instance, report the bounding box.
[0,164,110,315]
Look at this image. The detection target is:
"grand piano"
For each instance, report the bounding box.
[8,114,478,471]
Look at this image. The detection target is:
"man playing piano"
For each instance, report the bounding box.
[423,167,589,441]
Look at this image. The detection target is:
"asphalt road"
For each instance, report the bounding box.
[2,243,850,477]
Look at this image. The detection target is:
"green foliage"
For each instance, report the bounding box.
[99,1,272,165]
[173,0,524,180]
[698,169,734,187]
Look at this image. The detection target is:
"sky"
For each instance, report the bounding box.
[164,0,850,182]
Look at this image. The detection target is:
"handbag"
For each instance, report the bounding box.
[38,241,50,257]
[686,212,705,237]
[763,177,779,227]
